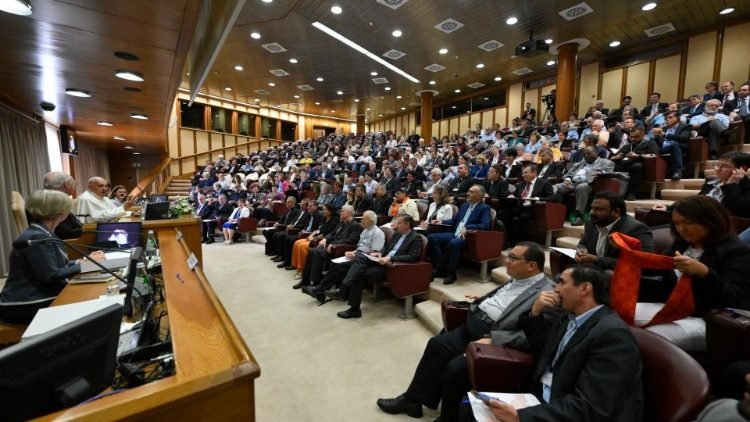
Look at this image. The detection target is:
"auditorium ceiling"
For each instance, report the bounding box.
[0,0,747,154]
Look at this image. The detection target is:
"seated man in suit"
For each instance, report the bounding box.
[483,264,643,422]
[609,126,659,200]
[554,146,615,226]
[278,201,323,269]
[698,151,750,218]
[482,164,510,199]
[39,171,83,239]
[264,196,302,256]
[680,94,705,122]
[575,192,653,271]
[652,110,693,181]
[377,242,556,421]
[272,199,313,266]
[322,215,423,318]
[536,150,565,182]
[351,184,374,215]
[401,171,424,198]
[428,184,491,285]
[499,164,555,246]
[640,91,669,119]
[446,164,475,198]
[729,83,750,143]
[373,183,394,217]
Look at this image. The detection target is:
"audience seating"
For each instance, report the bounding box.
[642,155,667,199]
[634,208,672,227]
[533,201,567,247]
[464,208,504,282]
[688,137,708,178]
[237,217,258,242]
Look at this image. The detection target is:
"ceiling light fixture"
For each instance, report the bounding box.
[124,145,134,149]
[268,82,276,86]
[262,0,273,3]
[289,58,298,63]
[401,107,406,110]
[476,63,485,69]
[396,95,402,99]
[544,39,553,44]
[312,21,420,83]
[316,77,324,82]
[331,110,336,113]
[331,5,342,14]
[336,90,343,95]
[506,17,518,25]
[130,113,149,120]
[546,60,556,66]
[379,114,383,117]
[609,40,621,47]
[366,108,371,111]
[439,48,448,54]
[0,0,32,16]
[97,121,114,126]
[293,95,300,99]
[225,86,232,91]
[641,2,657,11]
[65,89,91,98]
[384,87,391,91]
[234,65,244,71]
[719,7,735,14]
[250,32,261,39]
[370,71,378,76]
[392,29,402,37]
[114,136,126,141]
[315,101,321,105]
[254,98,261,102]
[115,70,144,82]
[454,89,461,93]
[494,76,502,81]
[132,152,142,155]
[429,80,436,85]
[354,99,360,102]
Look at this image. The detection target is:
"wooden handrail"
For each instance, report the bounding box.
[175,136,281,160]
[129,157,171,198]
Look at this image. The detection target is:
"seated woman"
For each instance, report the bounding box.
[636,195,750,351]
[419,186,454,231]
[222,198,250,245]
[0,190,103,324]
[469,154,489,180]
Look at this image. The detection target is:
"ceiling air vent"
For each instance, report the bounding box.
[558,2,594,21]
[376,0,409,10]
[382,49,406,60]
[424,64,446,72]
[269,69,290,76]
[434,18,464,34]
[297,85,314,91]
[478,40,504,52]
[372,77,389,84]
[644,23,676,37]
[467,82,486,89]
[261,43,287,53]
[512,67,534,76]
[254,89,270,95]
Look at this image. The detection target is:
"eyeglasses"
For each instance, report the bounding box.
[507,254,531,262]
[714,163,733,170]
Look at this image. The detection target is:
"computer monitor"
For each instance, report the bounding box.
[143,201,170,220]
[123,247,145,318]
[96,222,142,248]
[0,303,123,421]
[149,194,169,203]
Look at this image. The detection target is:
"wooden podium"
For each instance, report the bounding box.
[36,229,260,420]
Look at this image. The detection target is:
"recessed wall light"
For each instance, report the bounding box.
[400,107,406,110]
[234,65,244,71]
[97,121,113,126]
[114,136,126,140]
[609,40,621,47]
[65,89,91,98]
[268,82,276,86]
[544,39,553,44]
[316,77,324,82]
[225,86,232,91]
[429,80,436,85]
[546,60,556,66]
[250,32,261,39]
[331,5,342,14]
[384,87,391,91]
[370,71,378,76]
[476,63,485,69]
[289,58,298,64]
[336,90,343,95]
[0,0,32,16]
[392,29,402,37]
[641,2,657,11]
[506,17,518,25]
[439,48,448,54]
[454,89,461,93]
[130,113,149,120]
[720,7,735,14]
[115,70,144,82]
[494,76,502,81]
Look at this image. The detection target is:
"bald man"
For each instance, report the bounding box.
[74,177,134,223]
[34,171,84,238]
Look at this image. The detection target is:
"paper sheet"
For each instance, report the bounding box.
[468,392,541,422]
[80,251,131,273]
[550,247,578,259]
[23,295,125,339]
[331,256,353,264]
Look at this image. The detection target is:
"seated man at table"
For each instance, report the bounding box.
[499,164,555,246]
[39,171,83,239]
[74,176,135,223]
[428,185,491,285]
[480,265,643,422]
[376,242,555,421]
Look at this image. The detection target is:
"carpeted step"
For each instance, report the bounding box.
[662,178,705,190]
[415,300,443,335]
[555,236,580,249]
[661,189,700,201]
[626,199,673,213]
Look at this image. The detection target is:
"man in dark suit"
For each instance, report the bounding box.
[652,111,693,180]
[698,151,750,218]
[681,94,705,121]
[536,150,565,182]
[376,242,557,421]
[273,199,314,267]
[264,196,302,255]
[610,126,659,200]
[720,81,739,115]
[446,164,474,197]
[351,184,374,215]
[522,103,536,121]
[322,215,424,318]
[640,92,669,118]
[485,264,643,422]
[428,185,491,284]
[482,164,510,199]
[401,171,424,198]
[499,164,555,246]
[295,205,363,289]
[203,193,233,244]
[575,192,653,270]
[277,202,323,269]
[372,184,394,217]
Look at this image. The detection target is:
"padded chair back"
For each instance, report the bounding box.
[630,326,709,422]
[271,201,286,218]
[731,216,750,234]
[416,201,428,222]
[450,204,459,219]
[651,224,674,255]
[11,191,28,234]
[381,226,394,245]
[489,208,497,230]
[418,233,428,261]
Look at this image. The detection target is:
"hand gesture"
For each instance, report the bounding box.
[486,399,519,422]
[531,291,560,316]
[727,168,747,184]
[674,251,709,277]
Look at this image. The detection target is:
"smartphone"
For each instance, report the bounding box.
[470,390,495,402]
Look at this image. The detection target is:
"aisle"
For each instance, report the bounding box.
[202,239,437,421]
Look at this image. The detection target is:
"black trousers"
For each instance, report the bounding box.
[404,313,492,421]
[340,254,387,309]
[201,220,216,242]
[615,160,644,196]
[263,228,280,255]
[302,246,331,284]
[272,231,290,257]
[498,205,533,247]
[282,234,301,266]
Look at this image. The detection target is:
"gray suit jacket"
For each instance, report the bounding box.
[563,157,615,183]
[472,276,557,349]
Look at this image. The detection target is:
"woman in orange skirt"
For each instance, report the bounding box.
[291,204,339,275]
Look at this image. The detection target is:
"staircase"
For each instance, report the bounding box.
[162,178,192,200]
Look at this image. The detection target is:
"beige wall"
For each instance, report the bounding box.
[653,55,681,103]
[684,31,717,97]
[720,22,750,88]
[625,62,650,109]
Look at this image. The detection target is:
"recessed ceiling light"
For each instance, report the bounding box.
[401,107,406,110]
[609,40,621,47]
[720,7,735,14]
[225,86,232,91]
[384,87,391,91]
[65,89,91,98]
[293,95,300,99]
[336,90,343,95]
[476,63,485,69]
[234,65,244,71]
[331,5,342,14]
[354,99,360,102]
[366,108,371,111]
[392,29,402,37]
[254,98,261,102]
[544,39,553,44]
[494,76,502,81]
[315,101,321,105]
[484,97,489,100]
[115,70,144,82]
[316,77,324,82]
[262,0,272,3]
[289,58,298,64]
[546,60,556,66]
[268,82,276,87]
[250,32,261,39]
[641,2,657,11]
[439,48,448,54]
[454,89,461,93]
[97,121,113,126]
[130,113,149,120]
[451,106,457,109]
[114,51,139,61]
[123,86,141,92]
[379,114,383,117]
[331,110,336,113]
[124,145,134,149]
[429,80,436,85]
[132,152,142,155]
[0,0,32,16]
[370,71,378,76]
[506,17,518,25]
[395,95,402,99]
[114,136,126,140]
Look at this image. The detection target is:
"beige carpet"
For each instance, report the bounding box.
[202,238,440,421]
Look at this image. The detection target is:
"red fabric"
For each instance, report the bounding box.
[610,232,695,327]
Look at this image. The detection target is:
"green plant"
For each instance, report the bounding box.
[168,196,193,218]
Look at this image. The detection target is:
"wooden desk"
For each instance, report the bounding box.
[37,230,260,421]
[73,216,203,264]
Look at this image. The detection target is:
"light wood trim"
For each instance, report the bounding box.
[713,27,724,82]
[129,157,171,198]
[678,40,689,100]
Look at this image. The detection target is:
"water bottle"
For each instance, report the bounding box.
[145,230,158,259]
[133,262,153,307]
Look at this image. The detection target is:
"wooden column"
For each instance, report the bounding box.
[275,119,282,141]
[555,42,579,122]
[254,115,261,138]
[356,114,365,135]
[419,91,434,144]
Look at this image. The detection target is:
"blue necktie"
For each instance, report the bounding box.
[388,235,406,257]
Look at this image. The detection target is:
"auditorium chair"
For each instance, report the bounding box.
[731,215,750,234]
[533,201,567,247]
[416,201,428,222]
[464,208,504,282]
[300,190,317,201]
[237,217,258,242]
[688,137,708,178]
[634,208,672,227]
[369,226,433,319]
[271,201,287,219]
[642,155,667,199]
[719,121,744,154]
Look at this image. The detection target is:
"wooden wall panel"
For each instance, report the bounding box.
[524,89,540,119]
[408,112,416,132]
[448,117,459,135]
[684,31,717,98]
[209,132,223,158]
[395,116,403,136]
[415,125,421,136]
[653,55,681,102]
[439,120,449,138]
[481,110,494,127]
[459,115,469,134]
[180,129,195,155]
[625,62,651,109]
[508,83,523,119]
[195,131,209,154]
[719,22,750,87]
[225,134,236,146]
[601,68,624,112]
[279,111,289,121]
[258,108,269,117]
[578,62,600,114]
[470,111,482,130]
[495,107,508,128]
[170,161,180,177]
[432,121,439,139]
[268,109,279,119]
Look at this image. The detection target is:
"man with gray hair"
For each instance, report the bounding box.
[74,176,134,223]
[39,171,82,239]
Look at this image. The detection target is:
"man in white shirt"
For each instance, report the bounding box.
[74,177,134,223]
[690,99,730,160]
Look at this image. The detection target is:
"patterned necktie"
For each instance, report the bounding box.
[741,99,748,116]
[520,183,531,198]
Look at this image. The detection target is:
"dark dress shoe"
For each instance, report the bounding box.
[626,193,636,201]
[205,239,215,244]
[337,307,362,319]
[276,262,286,268]
[271,256,284,262]
[671,172,682,181]
[376,394,422,417]
[284,265,296,271]
[571,216,584,226]
[432,270,446,279]
[443,273,457,285]
[324,288,346,301]
[292,280,308,289]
